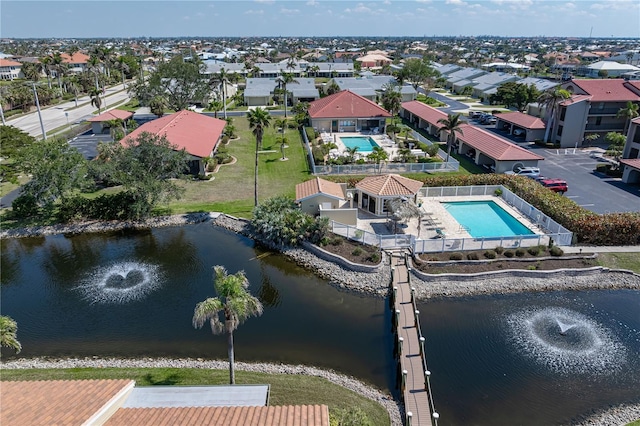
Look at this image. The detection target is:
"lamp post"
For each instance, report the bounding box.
[65,112,70,130]
[33,83,47,140]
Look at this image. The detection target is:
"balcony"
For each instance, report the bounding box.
[588,108,624,116]
[584,123,625,132]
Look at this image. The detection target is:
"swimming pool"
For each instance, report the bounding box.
[442,201,534,238]
[340,136,380,153]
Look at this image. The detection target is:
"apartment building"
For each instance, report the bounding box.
[0,58,23,80]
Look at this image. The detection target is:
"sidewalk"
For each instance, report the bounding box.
[563,245,640,253]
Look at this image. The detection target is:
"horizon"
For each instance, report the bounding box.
[1,0,639,39]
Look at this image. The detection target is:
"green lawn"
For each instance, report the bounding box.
[0,367,390,425]
[168,117,311,218]
[596,253,640,274]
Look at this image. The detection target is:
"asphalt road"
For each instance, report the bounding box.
[5,84,131,138]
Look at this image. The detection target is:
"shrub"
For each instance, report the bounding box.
[494,188,503,197]
[449,252,463,260]
[11,194,39,219]
[367,252,381,263]
[549,246,564,257]
[515,248,526,257]
[351,247,363,256]
[484,250,497,259]
[527,246,540,256]
[304,127,317,142]
[494,246,505,254]
[504,250,515,258]
[467,252,479,260]
[330,237,343,246]
[527,264,538,270]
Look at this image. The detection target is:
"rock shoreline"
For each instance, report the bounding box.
[0,357,402,426]
[567,403,640,426]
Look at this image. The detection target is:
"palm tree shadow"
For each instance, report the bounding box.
[144,372,181,386]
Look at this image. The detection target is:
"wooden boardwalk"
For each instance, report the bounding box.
[390,250,434,426]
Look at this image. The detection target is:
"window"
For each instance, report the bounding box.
[596,117,602,126]
[557,125,563,136]
[559,107,566,121]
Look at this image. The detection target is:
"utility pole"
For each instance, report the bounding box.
[33,83,47,140]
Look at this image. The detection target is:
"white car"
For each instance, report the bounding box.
[505,166,541,179]
[513,129,525,137]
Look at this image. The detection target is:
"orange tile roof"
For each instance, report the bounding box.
[356,174,423,196]
[1,379,134,425]
[457,124,544,162]
[105,405,330,426]
[620,158,640,169]
[308,90,391,119]
[496,111,545,129]
[88,109,135,122]
[560,94,592,106]
[296,177,345,201]
[567,79,640,102]
[60,52,90,64]
[400,100,449,128]
[121,110,226,158]
[0,59,22,67]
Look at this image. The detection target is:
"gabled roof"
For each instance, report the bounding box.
[0,58,22,67]
[496,112,546,129]
[121,110,226,158]
[296,177,345,201]
[106,405,330,426]
[356,174,423,196]
[560,94,592,106]
[88,109,135,122]
[308,90,391,119]
[400,101,448,128]
[566,79,640,102]
[620,158,640,170]
[457,124,544,162]
[1,379,135,425]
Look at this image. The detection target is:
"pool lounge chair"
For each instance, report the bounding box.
[435,228,446,238]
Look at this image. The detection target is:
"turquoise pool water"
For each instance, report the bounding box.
[443,201,534,238]
[340,136,380,153]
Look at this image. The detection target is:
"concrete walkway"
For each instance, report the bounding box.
[563,245,640,253]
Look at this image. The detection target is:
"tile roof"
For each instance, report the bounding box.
[0,59,22,67]
[296,177,345,201]
[308,90,391,119]
[566,79,640,102]
[105,405,330,426]
[60,52,90,64]
[400,100,448,128]
[88,109,135,122]
[496,112,546,129]
[457,124,544,162]
[121,110,226,158]
[356,174,423,196]
[1,379,135,426]
[620,158,640,169]
[560,94,592,106]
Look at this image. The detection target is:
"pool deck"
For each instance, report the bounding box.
[357,195,543,241]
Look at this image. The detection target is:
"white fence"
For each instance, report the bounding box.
[331,221,415,248]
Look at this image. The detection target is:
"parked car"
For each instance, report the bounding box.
[513,128,525,136]
[505,166,541,179]
[539,178,568,194]
[469,111,483,119]
[480,115,497,125]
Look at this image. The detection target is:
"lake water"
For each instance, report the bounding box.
[2,223,639,425]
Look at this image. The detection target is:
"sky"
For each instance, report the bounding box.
[1,0,639,39]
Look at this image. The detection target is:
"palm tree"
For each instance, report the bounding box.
[616,101,639,136]
[326,81,341,96]
[51,52,66,90]
[115,56,130,89]
[193,266,263,385]
[40,55,53,88]
[367,146,389,174]
[247,107,272,206]
[149,96,168,118]
[21,62,42,82]
[0,315,21,354]
[381,83,402,117]
[537,88,571,143]
[210,67,232,119]
[89,87,102,114]
[276,72,298,117]
[437,113,464,163]
[64,76,81,107]
[208,100,224,118]
[345,146,359,163]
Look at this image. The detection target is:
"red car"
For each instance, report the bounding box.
[539,178,568,194]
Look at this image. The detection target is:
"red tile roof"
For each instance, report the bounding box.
[1,380,135,426]
[567,79,640,102]
[457,124,544,161]
[105,405,330,426]
[620,158,640,170]
[625,81,640,93]
[121,110,226,158]
[560,94,592,106]
[356,174,423,196]
[495,111,545,129]
[88,109,135,122]
[296,177,345,201]
[0,59,22,67]
[308,90,391,119]
[60,52,90,64]
[400,100,448,128]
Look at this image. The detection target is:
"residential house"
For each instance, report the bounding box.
[243,78,319,107]
[451,71,519,100]
[295,177,356,225]
[444,67,487,90]
[434,63,462,76]
[621,117,640,184]
[0,58,23,80]
[329,76,417,102]
[121,110,226,175]
[399,100,448,142]
[356,53,392,69]
[202,61,247,78]
[577,61,640,78]
[60,52,91,73]
[552,79,640,146]
[308,90,391,133]
[311,62,354,78]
